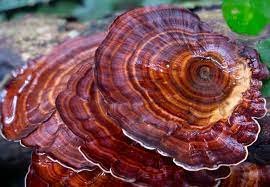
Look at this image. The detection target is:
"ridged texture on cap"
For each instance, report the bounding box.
[95,6,268,170]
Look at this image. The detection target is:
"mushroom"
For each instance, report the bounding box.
[0,5,268,187]
[248,97,270,165]
[26,152,130,187]
[95,5,268,170]
[55,43,230,185]
[0,32,230,186]
[218,102,270,187]
[220,162,270,187]
[1,33,105,169]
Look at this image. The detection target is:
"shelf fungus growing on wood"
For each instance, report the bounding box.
[0,5,269,187]
[95,6,269,170]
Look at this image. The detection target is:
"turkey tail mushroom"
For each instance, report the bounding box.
[0,5,268,187]
[0,33,106,169]
[26,152,131,187]
[56,48,230,186]
[220,162,270,187]
[1,33,105,140]
[0,31,230,186]
[95,5,269,170]
[26,152,231,187]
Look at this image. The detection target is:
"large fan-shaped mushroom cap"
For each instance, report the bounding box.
[56,52,230,186]
[95,6,268,170]
[0,32,230,186]
[1,33,105,169]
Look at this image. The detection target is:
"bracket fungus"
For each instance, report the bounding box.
[95,6,268,170]
[220,162,270,187]
[0,5,269,187]
[1,33,105,170]
[26,153,130,187]
[0,31,230,186]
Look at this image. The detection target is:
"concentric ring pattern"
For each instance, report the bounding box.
[1,5,269,186]
[0,31,231,186]
[56,54,230,186]
[95,6,268,170]
[220,162,270,187]
[0,33,105,169]
[26,152,130,187]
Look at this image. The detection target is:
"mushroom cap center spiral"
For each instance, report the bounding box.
[199,66,211,81]
[171,54,251,127]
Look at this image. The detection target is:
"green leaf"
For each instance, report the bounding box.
[252,0,270,21]
[222,0,269,35]
[256,37,270,68]
[262,79,270,97]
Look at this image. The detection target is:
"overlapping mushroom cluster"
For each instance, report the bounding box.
[0,5,269,187]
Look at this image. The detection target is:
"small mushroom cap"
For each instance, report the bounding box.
[0,33,105,169]
[95,6,268,170]
[26,153,130,187]
[220,162,270,187]
[1,33,104,140]
[248,97,270,164]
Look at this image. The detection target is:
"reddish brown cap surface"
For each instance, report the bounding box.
[26,152,231,187]
[0,31,230,186]
[1,33,105,169]
[26,153,130,187]
[56,54,230,186]
[95,6,268,170]
[220,162,270,187]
